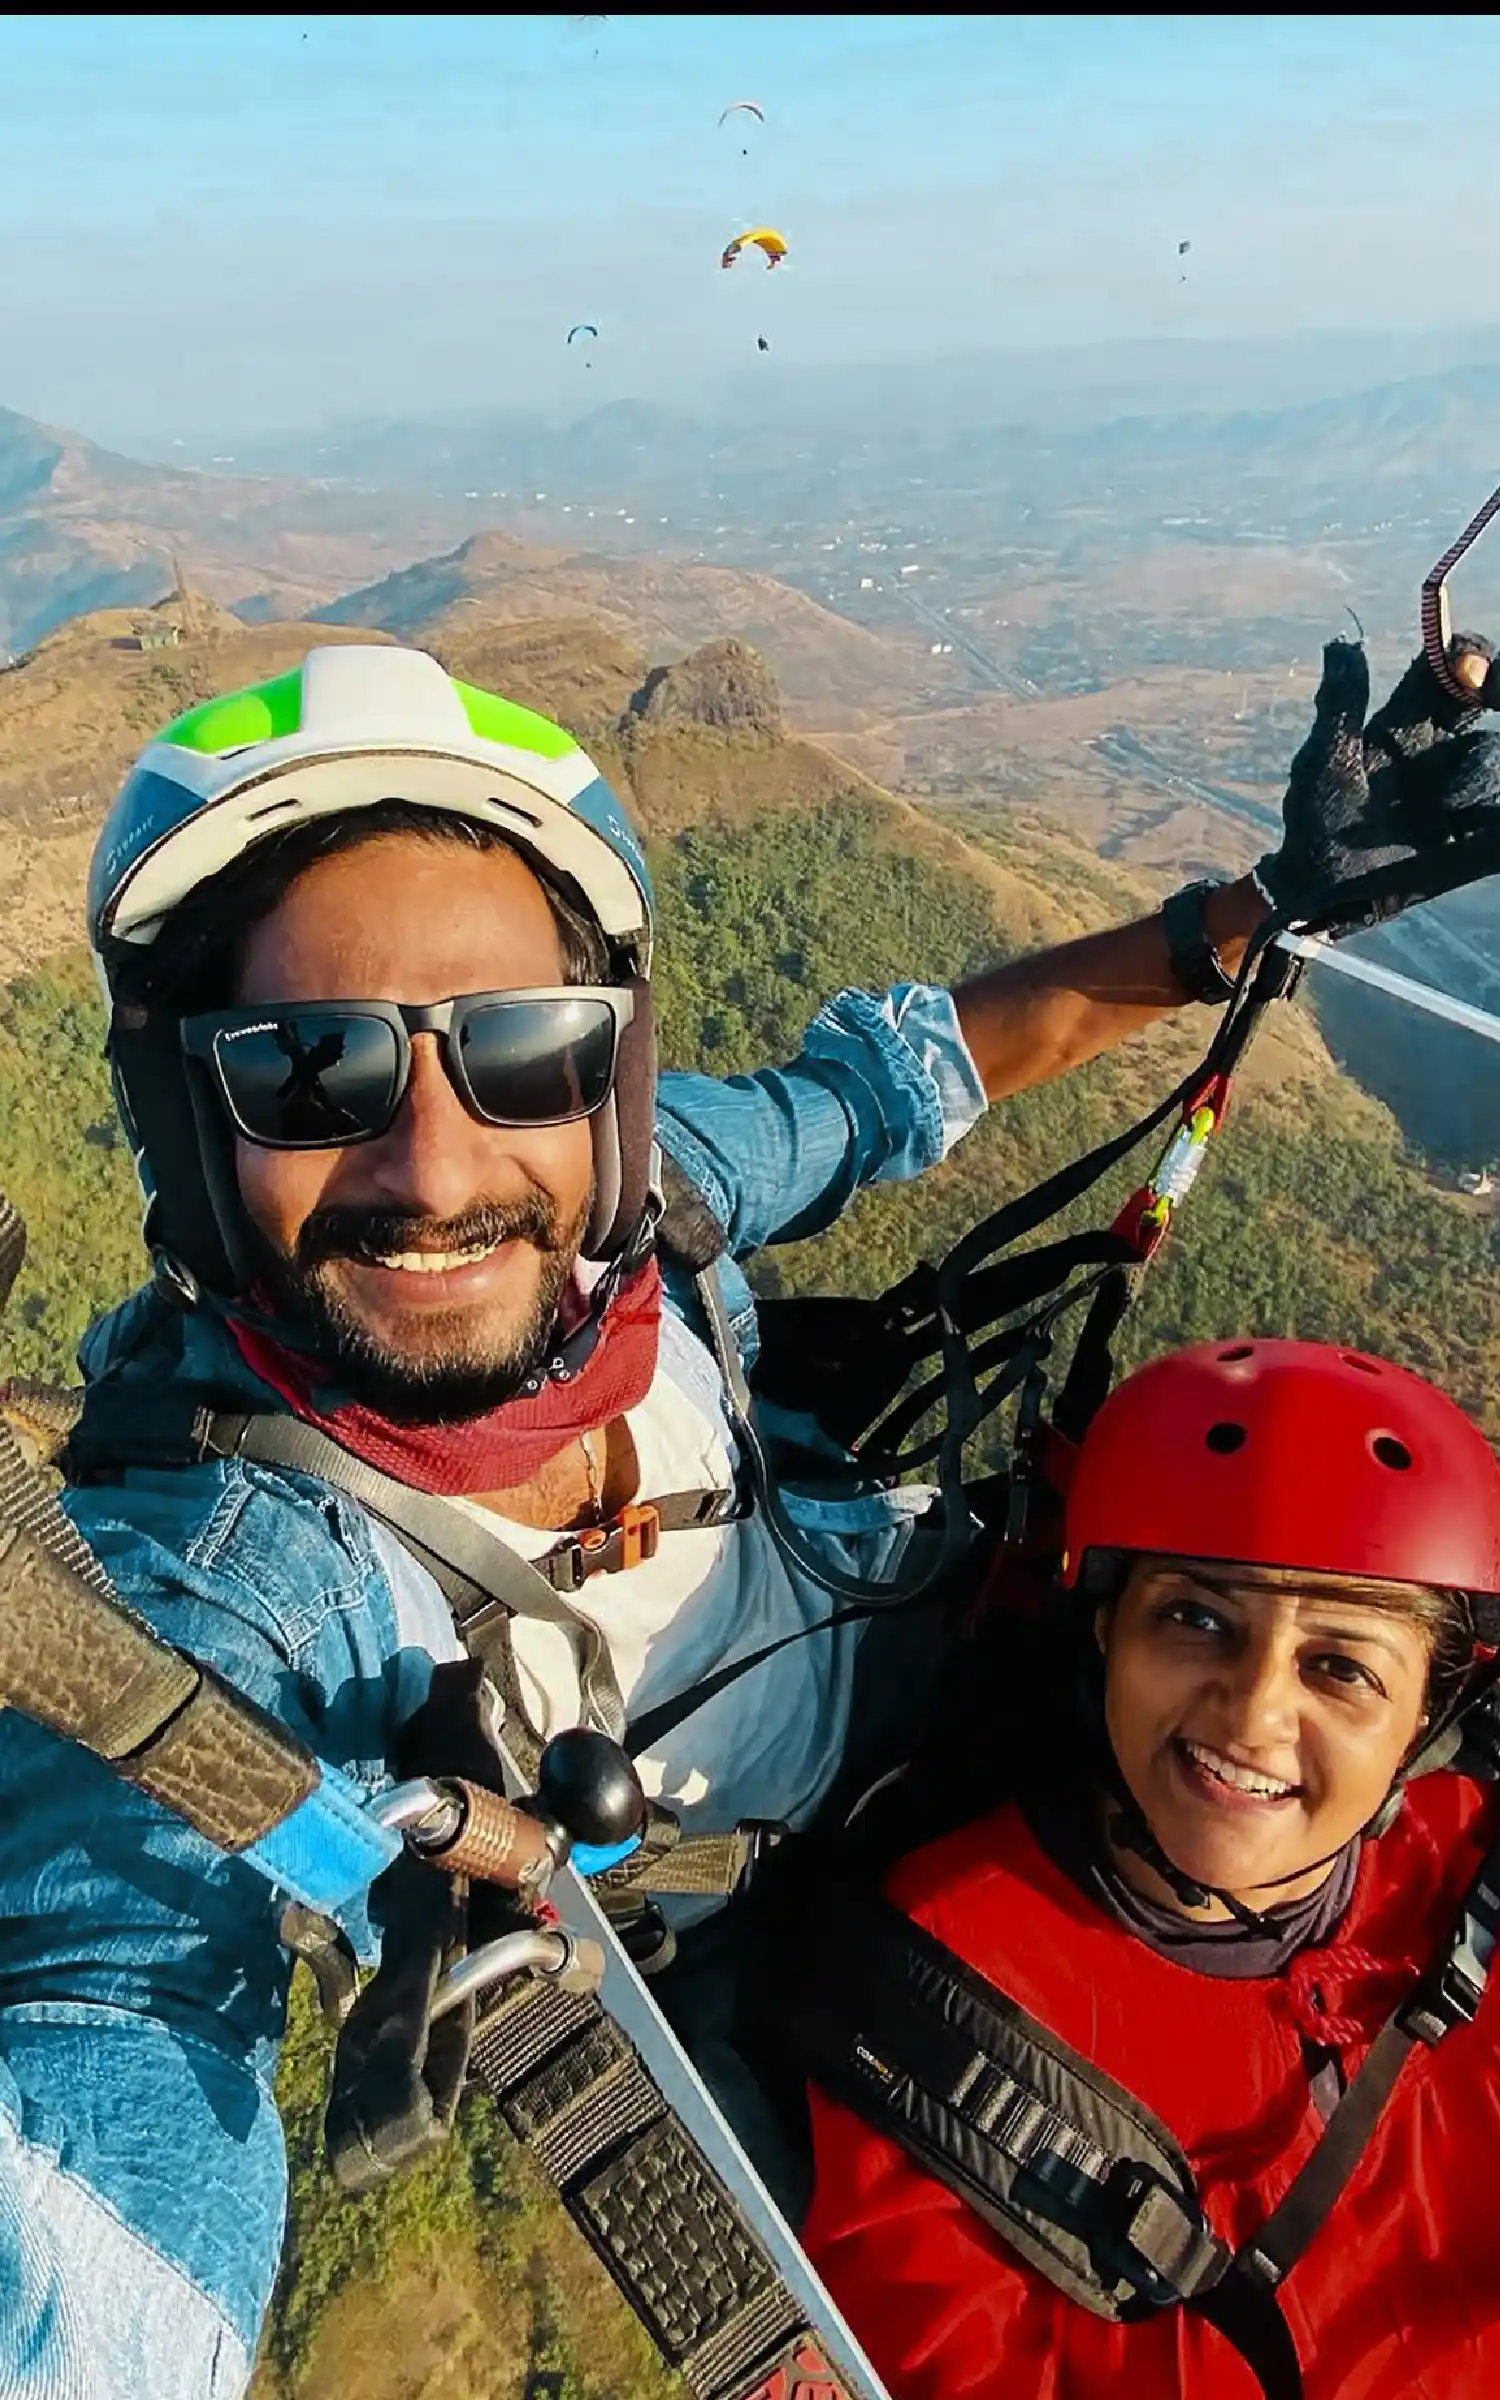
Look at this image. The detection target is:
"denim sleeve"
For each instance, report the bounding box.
[0,1460,434,2400]
[655,983,987,1260]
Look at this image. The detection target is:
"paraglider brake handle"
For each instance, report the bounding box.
[1422,478,1500,700]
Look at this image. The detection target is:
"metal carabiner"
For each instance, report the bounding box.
[1422,479,1500,700]
[430,1924,606,2019]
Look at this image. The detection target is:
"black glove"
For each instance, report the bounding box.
[1255,635,1500,940]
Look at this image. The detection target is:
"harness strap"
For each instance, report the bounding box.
[777,1804,1500,2400]
[624,1587,952,1758]
[205,1414,764,1906]
[0,1416,396,1912]
[70,1384,769,1899]
[1229,1809,1500,2300]
[1228,2016,1418,2298]
[618,1263,974,1759]
[201,1410,640,1742]
[467,1966,862,2400]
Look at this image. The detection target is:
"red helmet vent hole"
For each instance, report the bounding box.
[1205,1421,1247,1454]
[1341,1353,1382,1375]
[1217,1345,1254,1362]
[1372,1434,1413,1472]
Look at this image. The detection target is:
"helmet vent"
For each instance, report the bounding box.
[1372,1434,1413,1472]
[1205,1421,1247,1454]
[245,796,302,824]
[1217,1345,1254,1362]
[1341,1352,1382,1375]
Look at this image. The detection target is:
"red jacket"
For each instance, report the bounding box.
[803,1776,1500,2400]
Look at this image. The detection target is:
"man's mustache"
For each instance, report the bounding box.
[297,1190,566,1270]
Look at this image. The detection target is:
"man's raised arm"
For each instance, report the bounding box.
[954,876,1267,1102]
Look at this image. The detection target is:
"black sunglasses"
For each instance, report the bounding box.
[180,986,633,1151]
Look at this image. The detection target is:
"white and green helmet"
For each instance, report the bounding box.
[90,642,651,963]
[90,644,658,1293]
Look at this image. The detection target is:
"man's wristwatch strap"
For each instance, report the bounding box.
[1161,879,1237,1004]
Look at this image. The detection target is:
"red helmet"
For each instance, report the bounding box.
[1063,1338,1500,1595]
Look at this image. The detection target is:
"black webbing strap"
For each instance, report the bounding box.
[468,1970,861,2400]
[1181,2009,1429,2400]
[1227,2017,1419,2292]
[624,1585,953,1758]
[622,1261,973,1758]
[1217,1809,1500,2308]
[775,1872,1233,2317]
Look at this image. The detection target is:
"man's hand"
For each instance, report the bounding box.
[1255,636,1500,941]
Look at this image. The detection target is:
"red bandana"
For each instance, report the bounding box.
[227,1258,663,1498]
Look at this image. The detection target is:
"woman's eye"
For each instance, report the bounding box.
[1162,1599,1227,1638]
[1311,1651,1384,1696]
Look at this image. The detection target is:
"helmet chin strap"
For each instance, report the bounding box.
[1102,1752,1366,1939]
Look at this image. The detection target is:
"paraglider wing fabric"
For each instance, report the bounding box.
[721,227,787,271]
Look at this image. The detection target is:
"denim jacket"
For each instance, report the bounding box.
[0,985,986,2399]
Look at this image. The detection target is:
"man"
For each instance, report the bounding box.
[3,634,1499,2397]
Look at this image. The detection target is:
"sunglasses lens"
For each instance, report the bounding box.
[212,1011,402,1147]
[458,997,618,1125]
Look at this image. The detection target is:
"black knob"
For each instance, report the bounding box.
[535,1730,647,1849]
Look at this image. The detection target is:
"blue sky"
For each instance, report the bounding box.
[1,13,1498,440]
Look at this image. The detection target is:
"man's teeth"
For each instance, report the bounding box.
[1182,1739,1297,1799]
[368,1243,500,1274]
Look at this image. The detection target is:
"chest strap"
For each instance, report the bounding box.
[70,1389,764,1901]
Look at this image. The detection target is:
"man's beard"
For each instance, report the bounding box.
[253,1184,592,1423]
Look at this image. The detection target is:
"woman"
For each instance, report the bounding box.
[802,1338,1500,2399]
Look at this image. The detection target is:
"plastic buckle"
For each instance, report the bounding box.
[1405,1957,1484,2047]
[560,1503,663,1586]
[1108,1180,1165,1265]
[1096,2159,1210,2307]
[548,1540,593,1593]
[615,1502,661,1570]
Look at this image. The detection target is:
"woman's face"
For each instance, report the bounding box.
[1102,1558,1433,1911]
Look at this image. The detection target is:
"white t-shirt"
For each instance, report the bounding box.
[442,1309,923,1865]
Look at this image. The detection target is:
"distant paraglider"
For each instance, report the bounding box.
[757,335,770,353]
[721,226,787,271]
[719,99,765,156]
[567,322,600,368]
[1178,237,1192,284]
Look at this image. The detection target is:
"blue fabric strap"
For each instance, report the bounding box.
[239,1766,402,1912]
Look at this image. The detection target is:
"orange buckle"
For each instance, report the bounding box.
[617,1502,661,1570]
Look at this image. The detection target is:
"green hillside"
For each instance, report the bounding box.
[2,776,1498,2395]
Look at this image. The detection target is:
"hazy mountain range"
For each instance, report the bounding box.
[4,336,1498,668]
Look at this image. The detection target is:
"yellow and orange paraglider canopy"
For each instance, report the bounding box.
[720,226,787,271]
